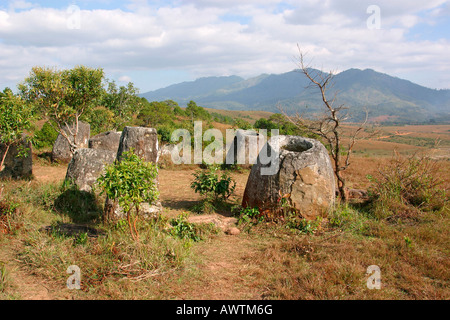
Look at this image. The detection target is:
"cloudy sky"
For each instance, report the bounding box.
[0,0,449,94]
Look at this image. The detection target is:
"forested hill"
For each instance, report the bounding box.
[141,68,450,123]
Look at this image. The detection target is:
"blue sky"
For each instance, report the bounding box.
[0,0,449,95]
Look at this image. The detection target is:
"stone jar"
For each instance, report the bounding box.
[242,135,335,219]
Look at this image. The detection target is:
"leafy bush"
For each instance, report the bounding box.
[169,213,201,242]
[367,153,448,219]
[168,213,219,242]
[285,215,322,235]
[236,206,264,225]
[191,166,236,203]
[96,150,159,239]
[32,121,59,150]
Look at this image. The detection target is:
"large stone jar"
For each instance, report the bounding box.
[242,135,335,219]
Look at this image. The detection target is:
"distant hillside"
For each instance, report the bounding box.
[141,69,450,123]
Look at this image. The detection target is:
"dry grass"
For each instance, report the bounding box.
[0,124,449,300]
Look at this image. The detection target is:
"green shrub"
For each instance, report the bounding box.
[96,150,159,239]
[191,165,236,205]
[32,121,59,150]
[236,206,264,226]
[168,213,218,242]
[285,215,322,235]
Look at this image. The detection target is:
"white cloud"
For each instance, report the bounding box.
[0,0,449,91]
[119,75,132,82]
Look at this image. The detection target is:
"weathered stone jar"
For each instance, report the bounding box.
[0,134,33,179]
[65,148,117,192]
[52,121,90,163]
[88,131,122,152]
[242,135,336,219]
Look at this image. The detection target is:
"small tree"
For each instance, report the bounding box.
[191,165,236,213]
[96,150,159,240]
[0,88,33,172]
[282,47,370,202]
[102,80,142,130]
[19,65,104,155]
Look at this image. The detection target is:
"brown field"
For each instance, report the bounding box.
[205,107,274,124]
[0,124,449,301]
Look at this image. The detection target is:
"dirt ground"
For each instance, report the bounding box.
[2,149,449,300]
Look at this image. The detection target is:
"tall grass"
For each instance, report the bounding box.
[367,153,448,220]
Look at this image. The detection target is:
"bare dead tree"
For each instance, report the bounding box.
[280,46,372,202]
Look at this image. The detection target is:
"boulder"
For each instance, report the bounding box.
[52,121,90,163]
[116,126,159,163]
[88,131,121,152]
[0,134,32,179]
[65,148,116,192]
[104,126,162,220]
[242,135,335,220]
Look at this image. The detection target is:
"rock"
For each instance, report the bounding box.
[65,148,116,192]
[0,134,32,179]
[225,129,263,167]
[52,121,90,163]
[346,188,369,200]
[225,227,240,236]
[158,143,178,158]
[116,126,159,163]
[88,131,121,152]
[242,135,336,220]
[105,126,162,220]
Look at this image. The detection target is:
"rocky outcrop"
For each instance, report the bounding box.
[88,131,121,152]
[52,121,90,163]
[0,134,32,179]
[65,148,116,192]
[242,135,335,220]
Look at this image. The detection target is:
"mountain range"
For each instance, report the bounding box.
[140,68,450,123]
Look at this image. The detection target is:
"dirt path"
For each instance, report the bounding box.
[167,233,263,300]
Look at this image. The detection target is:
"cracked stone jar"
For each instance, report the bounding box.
[242,135,336,219]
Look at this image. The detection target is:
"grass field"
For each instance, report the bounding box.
[0,124,448,300]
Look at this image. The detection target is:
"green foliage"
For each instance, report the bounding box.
[211,112,234,124]
[185,100,211,122]
[32,121,59,150]
[21,66,104,124]
[0,88,33,164]
[254,113,318,138]
[74,232,89,246]
[20,65,104,152]
[169,213,219,242]
[137,100,174,128]
[97,150,159,216]
[169,213,201,242]
[82,106,116,136]
[102,80,142,130]
[233,118,252,130]
[285,216,322,235]
[191,166,236,203]
[236,206,264,227]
